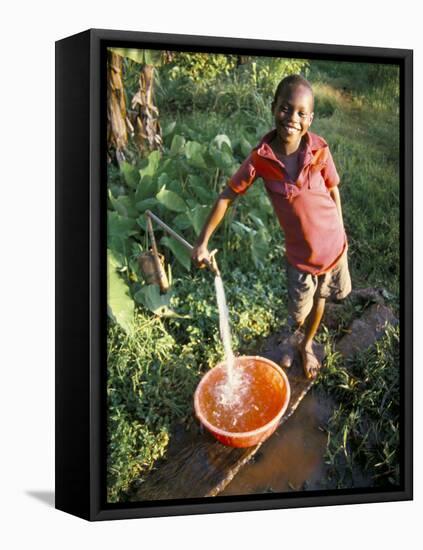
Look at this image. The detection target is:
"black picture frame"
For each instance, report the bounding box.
[55,28,413,521]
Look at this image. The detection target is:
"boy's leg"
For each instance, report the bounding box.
[282,261,315,368]
[298,296,326,379]
[298,247,351,378]
[281,263,315,368]
[280,318,304,368]
[285,248,351,378]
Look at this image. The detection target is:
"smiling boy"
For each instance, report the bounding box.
[192,75,351,379]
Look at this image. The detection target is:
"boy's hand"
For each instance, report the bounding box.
[191,242,213,269]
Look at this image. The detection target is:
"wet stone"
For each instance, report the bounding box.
[349,287,386,305]
[323,287,387,330]
[336,303,398,357]
[323,303,345,330]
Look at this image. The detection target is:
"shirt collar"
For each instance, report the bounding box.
[256,129,328,163]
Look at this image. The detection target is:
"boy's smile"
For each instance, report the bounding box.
[271,84,314,151]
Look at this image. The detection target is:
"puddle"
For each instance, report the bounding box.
[221,388,334,495]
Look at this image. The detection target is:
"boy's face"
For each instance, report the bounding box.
[271,84,314,144]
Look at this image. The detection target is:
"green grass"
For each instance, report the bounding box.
[311,76,400,300]
[315,324,400,488]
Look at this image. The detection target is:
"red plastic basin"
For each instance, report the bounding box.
[194,355,291,448]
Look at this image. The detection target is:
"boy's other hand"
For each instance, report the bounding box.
[191,242,212,269]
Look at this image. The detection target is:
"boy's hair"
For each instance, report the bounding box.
[273,74,314,107]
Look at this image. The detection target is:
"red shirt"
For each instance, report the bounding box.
[228,129,347,275]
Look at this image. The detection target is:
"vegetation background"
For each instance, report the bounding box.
[106,50,400,503]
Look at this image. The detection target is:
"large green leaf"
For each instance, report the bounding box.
[108,211,138,256]
[173,212,192,231]
[185,141,207,169]
[109,193,138,218]
[120,161,139,189]
[157,173,170,189]
[170,134,186,157]
[156,186,187,212]
[108,211,138,242]
[139,150,161,179]
[248,212,265,229]
[167,179,184,196]
[231,220,254,235]
[108,189,126,216]
[187,175,214,204]
[239,136,253,157]
[134,285,189,318]
[161,236,192,271]
[187,205,210,236]
[192,186,214,204]
[209,145,234,171]
[157,158,174,176]
[135,175,157,202]
[250,227,270,269]
[136,198,160,212]
[162,120,177,137]
[107,250,135,334]
[212,134,232,151]
[136,215,147,232]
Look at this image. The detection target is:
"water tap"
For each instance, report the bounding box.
[206,249,221,278]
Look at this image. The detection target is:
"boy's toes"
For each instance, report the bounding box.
[301,349,321,380]
[280,350,294,368]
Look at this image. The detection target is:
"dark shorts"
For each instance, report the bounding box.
[287,248,352,326]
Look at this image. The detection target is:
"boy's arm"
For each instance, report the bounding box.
[329,186,345,231]
[191,184,238,268]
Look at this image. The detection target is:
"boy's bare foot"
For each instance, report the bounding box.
[299,345,321,380]
[279,331,304,368]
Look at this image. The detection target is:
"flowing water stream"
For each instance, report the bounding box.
[214,275,235,382]
[213,275,247,410]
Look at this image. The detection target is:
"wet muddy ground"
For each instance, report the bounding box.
[221,386,373,495]
[221,388,332,495]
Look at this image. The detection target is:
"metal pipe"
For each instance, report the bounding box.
[146,210,193,252]
[145,210,220,277]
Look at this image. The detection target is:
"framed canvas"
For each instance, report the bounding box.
[55,28,413,521]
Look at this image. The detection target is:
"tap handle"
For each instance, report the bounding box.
[205,249,220,277]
